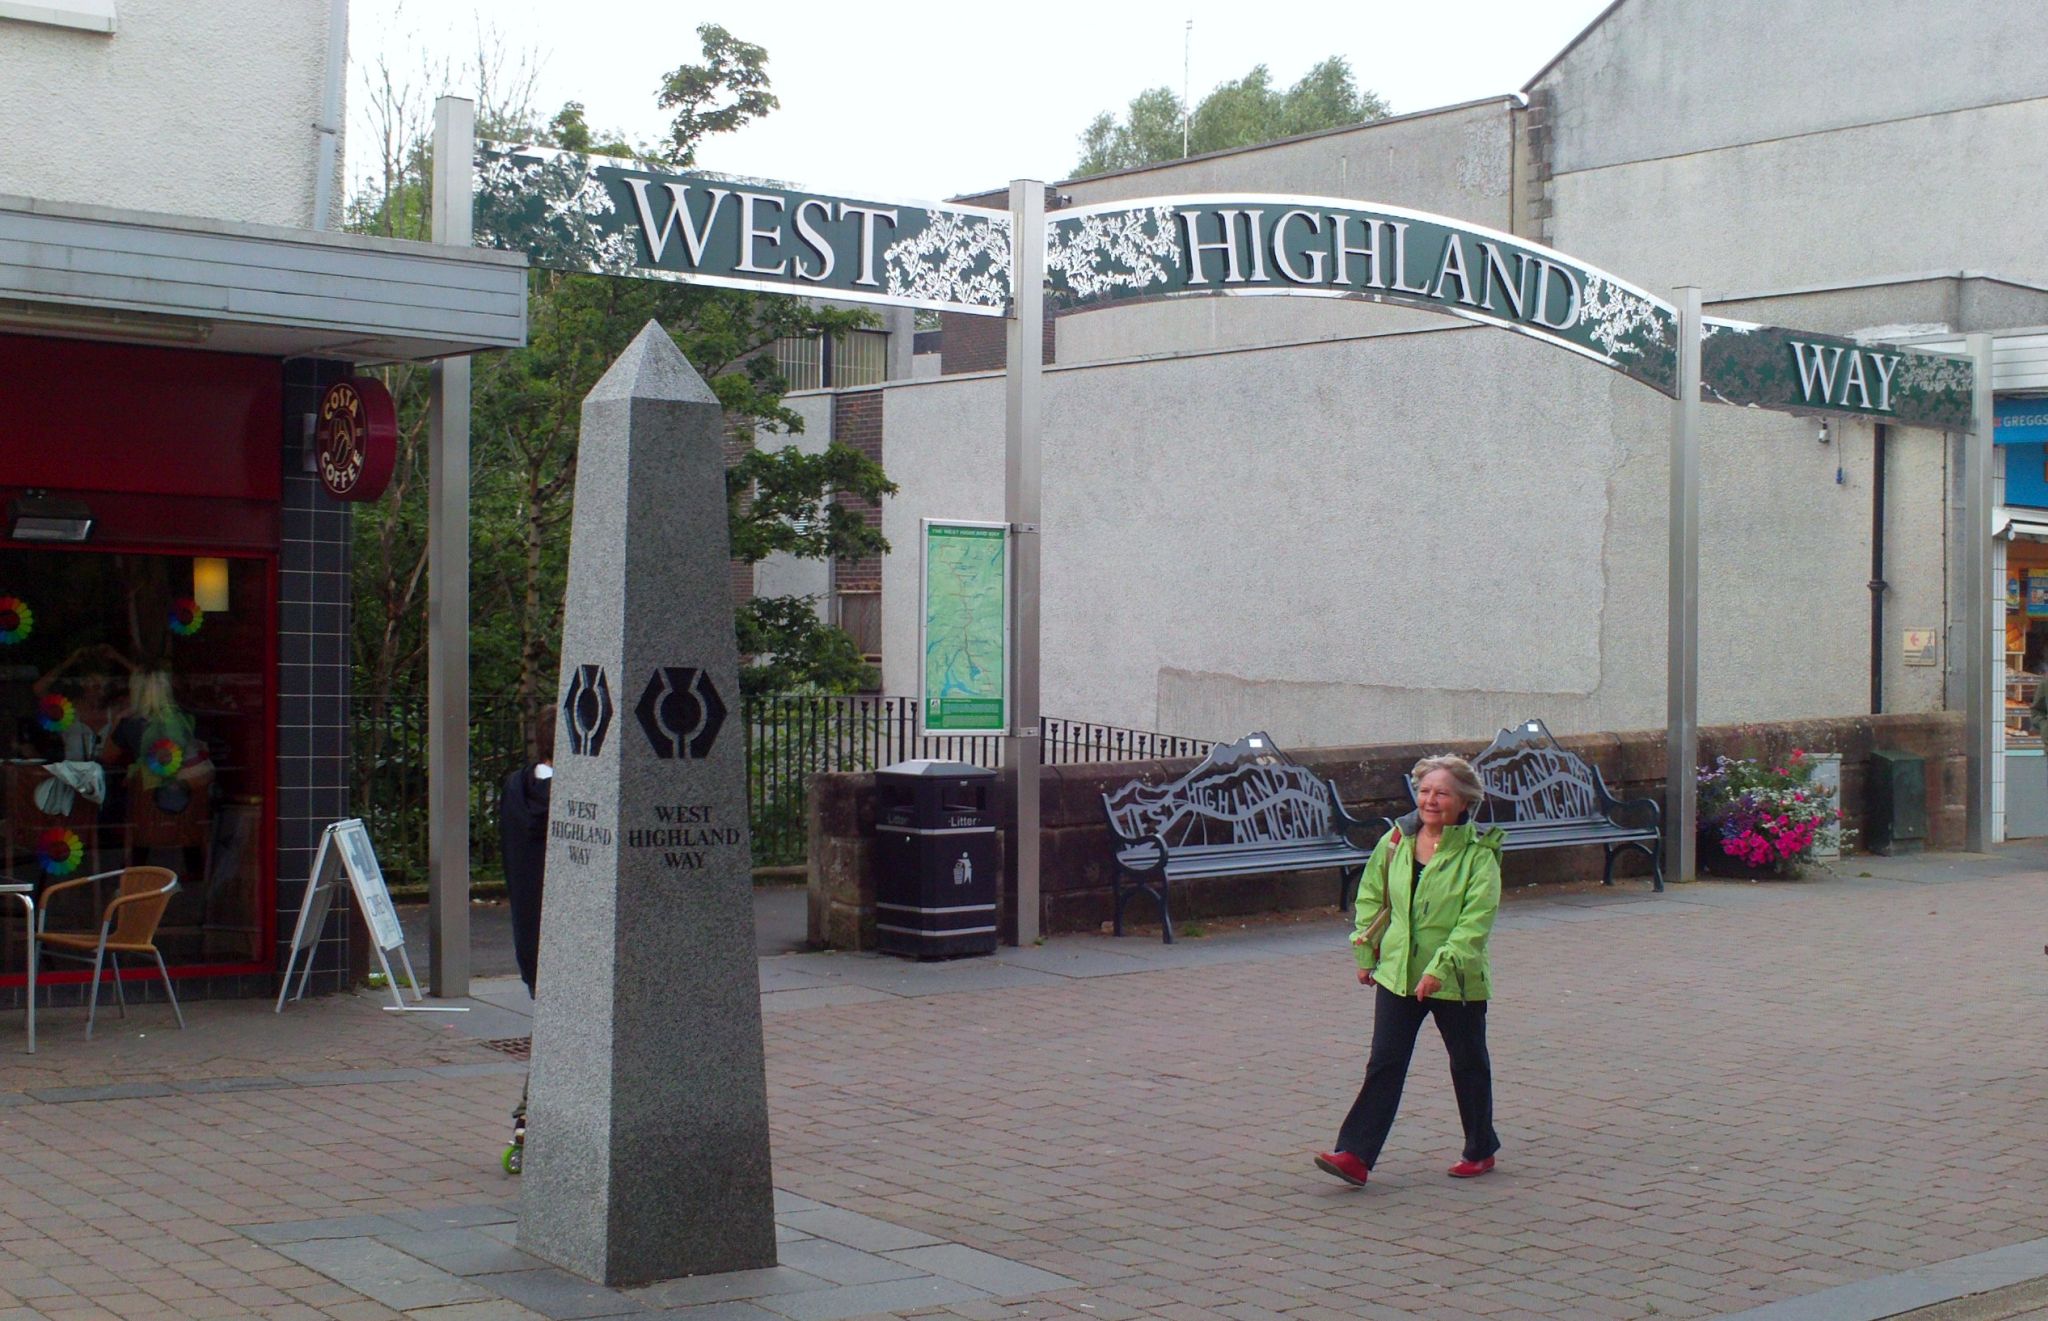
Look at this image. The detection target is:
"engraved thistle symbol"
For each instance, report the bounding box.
[562,664,614,756]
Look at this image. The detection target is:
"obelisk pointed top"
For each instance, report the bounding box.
[585,320,720,406]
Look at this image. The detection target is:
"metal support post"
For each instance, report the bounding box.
[427,96,475,997]
[1666,287,1702,885]
[1964,333,1995,851]
[1005,180,1045,945]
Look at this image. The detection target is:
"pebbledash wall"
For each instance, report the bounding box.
[0,0,338,227]
[808,712,1968,949]
[780,0,2048,784]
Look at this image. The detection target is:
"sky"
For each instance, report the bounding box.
[349,0,1615,203]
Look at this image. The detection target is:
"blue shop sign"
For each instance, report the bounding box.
[2000,398,2048,508]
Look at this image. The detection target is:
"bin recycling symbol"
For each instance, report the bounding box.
[634,666,727,759]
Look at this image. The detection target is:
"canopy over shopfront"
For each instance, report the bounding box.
[0,193,525,1000]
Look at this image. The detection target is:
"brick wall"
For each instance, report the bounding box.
[725,426,753,605]
[830,390,885,593]
[806,712,1968,950]
[937,304,1057,376]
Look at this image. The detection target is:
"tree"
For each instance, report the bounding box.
[347,23,894,765]
[1072,55,1390,177]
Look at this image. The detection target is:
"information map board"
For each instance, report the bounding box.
[276,819,459,1013]
[919,519,1009,734]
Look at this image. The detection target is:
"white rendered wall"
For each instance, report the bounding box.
[0,0,336,227]
[752,393,834,610]
[1546,99,2048,298]
[872,325,1949,745]
[1533,0,2048,296]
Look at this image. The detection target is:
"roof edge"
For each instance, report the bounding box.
[0,192,529,267]
[1522,0,1632,94]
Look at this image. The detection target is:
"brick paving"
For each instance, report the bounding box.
[0,846,2044,1319]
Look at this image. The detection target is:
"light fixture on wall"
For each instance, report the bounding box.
[1817,420,1832,445]
[7,491,95,542]
[193,557,230,613]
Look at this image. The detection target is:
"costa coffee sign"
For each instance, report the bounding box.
[318,377,397,501]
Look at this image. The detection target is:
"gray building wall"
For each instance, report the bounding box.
[873,325,1953,744]
[1530,0,2048,294]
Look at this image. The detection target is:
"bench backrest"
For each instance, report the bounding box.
[1467,718,1606,827]
[1105,731,1339,849]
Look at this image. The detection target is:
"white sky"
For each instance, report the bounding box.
[349,0,1614,202]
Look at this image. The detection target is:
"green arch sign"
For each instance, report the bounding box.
[473,147,1974,431]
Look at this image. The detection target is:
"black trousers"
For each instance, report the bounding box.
[1336,985,1500,1166]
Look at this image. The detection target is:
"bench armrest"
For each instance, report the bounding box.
[1327,787,1390,849]
[1590,766,1662,828]
[1117,832,1170,873]
[1603,792,1662,830]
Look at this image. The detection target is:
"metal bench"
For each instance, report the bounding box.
[1401,717,1664,892]
[1102,731,1376,943]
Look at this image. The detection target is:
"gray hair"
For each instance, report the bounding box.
[1412,754,1486,816]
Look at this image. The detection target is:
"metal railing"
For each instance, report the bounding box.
[355,693,1213,876]
[742,695,1213,865]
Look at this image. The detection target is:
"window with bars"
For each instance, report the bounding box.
[771,329,890,390]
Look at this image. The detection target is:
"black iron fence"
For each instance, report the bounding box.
[354,694,1212,878]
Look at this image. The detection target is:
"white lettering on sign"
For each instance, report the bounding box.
[1792,341,1904,413]
[625,180,729,265]
[623,181,899,289]
[735,192,788,276]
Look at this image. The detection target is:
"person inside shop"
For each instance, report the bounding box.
[1315,754,1504,1188]
[98,669,214,870]
[34,643,134,762]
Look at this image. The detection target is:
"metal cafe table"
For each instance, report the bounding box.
[2,880,33,1053]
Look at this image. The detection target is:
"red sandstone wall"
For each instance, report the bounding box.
[806,712,1966,951]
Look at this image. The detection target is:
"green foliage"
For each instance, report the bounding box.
[1073,55,1389,177]
[657,24,777,167]
[348,24,889,764]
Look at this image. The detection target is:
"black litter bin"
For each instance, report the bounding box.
[873,759,999,958]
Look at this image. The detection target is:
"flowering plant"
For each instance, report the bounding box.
[1695,750,1844,872]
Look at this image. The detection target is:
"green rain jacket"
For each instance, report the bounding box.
[1351,810,1504,1001]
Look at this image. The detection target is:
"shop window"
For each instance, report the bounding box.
[0,547,270,977]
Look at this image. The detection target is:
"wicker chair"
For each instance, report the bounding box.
[35,866,185,1039]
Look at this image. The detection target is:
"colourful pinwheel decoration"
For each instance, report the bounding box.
[0,595,31,645]
[37,827,83,877]
[167,597,204,636]
[38,693,74,732]
[144,737,184,778]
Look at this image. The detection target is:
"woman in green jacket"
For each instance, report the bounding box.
[1315,754,1503,1187]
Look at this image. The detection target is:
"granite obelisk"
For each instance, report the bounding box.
[519,322,776,1285]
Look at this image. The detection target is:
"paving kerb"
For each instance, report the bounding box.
[0,844,2043,1319]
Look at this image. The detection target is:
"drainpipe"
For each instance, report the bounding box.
[310,0,348,230]
[1871,422,1889,713]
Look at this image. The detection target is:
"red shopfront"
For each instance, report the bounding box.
[0,331,344,998]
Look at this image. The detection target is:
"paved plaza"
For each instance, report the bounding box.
[2,847,2047,1320]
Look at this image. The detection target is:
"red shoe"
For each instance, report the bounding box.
[1447,1156,1495,1179]
[1314,1151,1370,1186]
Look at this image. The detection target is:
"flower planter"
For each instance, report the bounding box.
[1695,834,1800,880]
